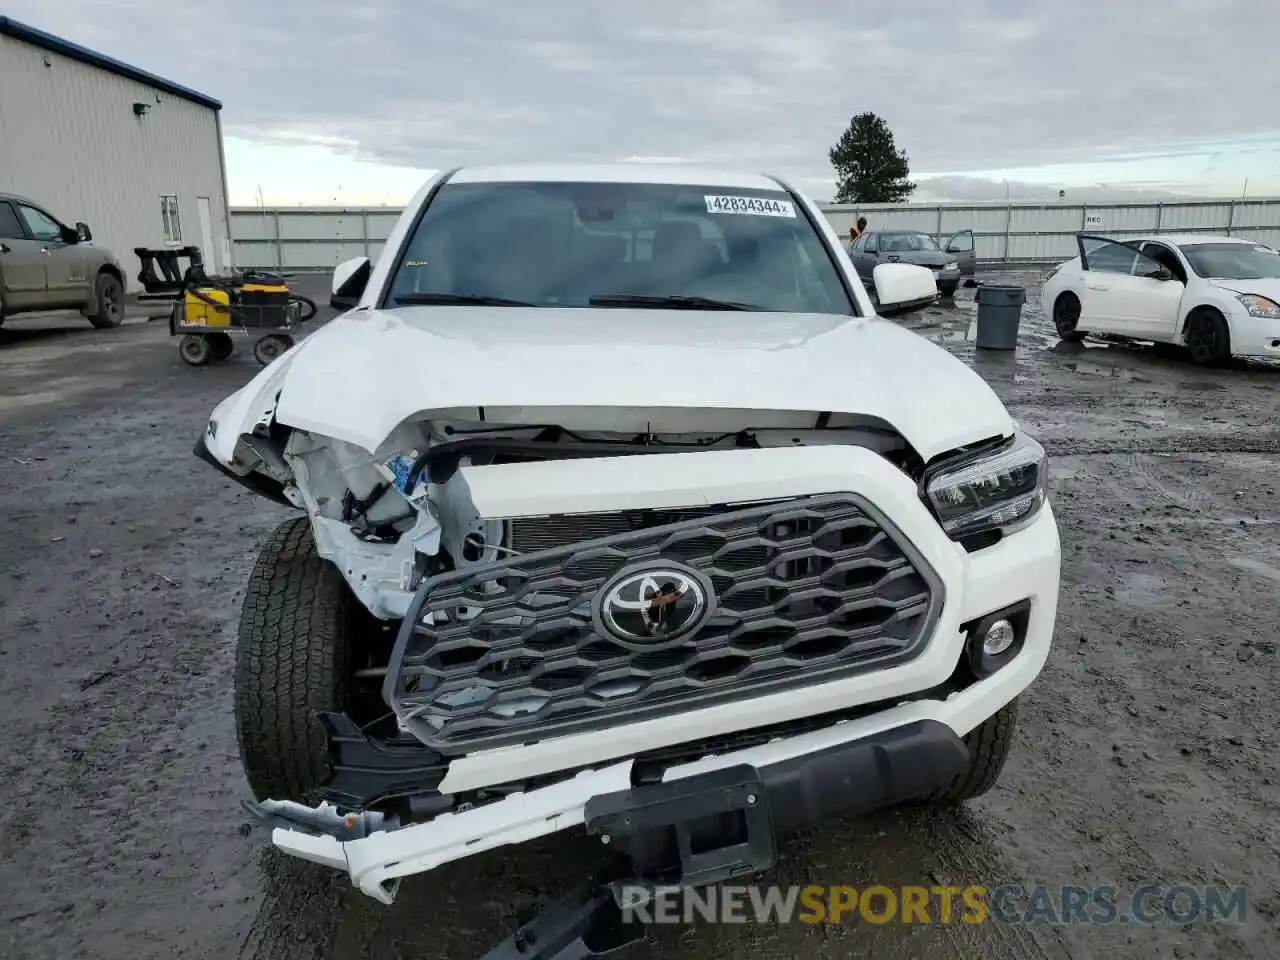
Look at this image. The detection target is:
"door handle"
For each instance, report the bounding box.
[40,247,51,256]
[1087,284,1108,291]
[0,243,9,254]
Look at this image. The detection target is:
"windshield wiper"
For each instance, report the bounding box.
[588,294,752,311]
[393,292,537,306]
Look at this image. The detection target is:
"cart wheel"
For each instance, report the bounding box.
[179,334,212,366]
[208,332,235,361]
[253,334,294,366]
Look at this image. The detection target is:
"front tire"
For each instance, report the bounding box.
[178,334,212,366]
[89,271,125,328]
[208,332,234,360]
[235,517,355,803]
[927,700,1018,804]
[1052,292,1084,342]
[1185,308,1231,366]
[939,282,959,298]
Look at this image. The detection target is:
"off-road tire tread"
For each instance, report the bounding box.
[928,700,1018,804]
[235,517,352,803]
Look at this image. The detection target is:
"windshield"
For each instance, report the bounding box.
[879,232,939,253]
[1178,243,1280,280]
[383,180,856,314]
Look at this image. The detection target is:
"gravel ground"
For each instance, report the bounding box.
[1,272,1277,960]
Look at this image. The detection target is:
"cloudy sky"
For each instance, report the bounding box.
[9,0,1280,204]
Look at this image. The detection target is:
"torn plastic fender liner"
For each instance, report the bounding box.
[193,432,294,508]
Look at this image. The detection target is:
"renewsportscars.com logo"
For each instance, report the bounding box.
[616,884,1249,926]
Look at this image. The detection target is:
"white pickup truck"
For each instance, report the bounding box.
[196,163,1060,954]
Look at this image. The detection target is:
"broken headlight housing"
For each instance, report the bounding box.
[924,432,1048,543]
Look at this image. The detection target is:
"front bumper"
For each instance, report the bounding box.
[271,717,972,905]
[261,444,1060,903]
[1223,307,1280,358]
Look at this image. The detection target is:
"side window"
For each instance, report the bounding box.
[17,204,61,242]
[864,233,879,253]
[161,195,182,243]
[1139,242,1186,281]
[1081,238,1140,275]
[0,201,25,240]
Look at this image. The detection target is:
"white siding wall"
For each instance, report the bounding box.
[0,34,228,292]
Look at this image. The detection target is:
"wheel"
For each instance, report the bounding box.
[254,333,294,366]
[939,282,959,298]
[1052,292,1084,342]
[926,700,1018,804]
[207,332,234,360]
[1185,308,1231,366]
[288,294,318,322]
[89,271,125,328]
[178,334,212,366]
[234,517,356,803]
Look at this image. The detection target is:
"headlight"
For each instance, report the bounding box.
[942,262,959,271]
[924,432,1048,542]
[1237,294,1280,319]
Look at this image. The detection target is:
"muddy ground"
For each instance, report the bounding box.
[1,272,1277,960]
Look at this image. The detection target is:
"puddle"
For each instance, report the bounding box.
[1058,360,1150,383]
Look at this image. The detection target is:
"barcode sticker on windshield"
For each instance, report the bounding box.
[704,195,797,218]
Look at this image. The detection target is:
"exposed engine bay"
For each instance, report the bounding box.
[214,406,925,621]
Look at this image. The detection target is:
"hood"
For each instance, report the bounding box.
[216,306,1012,463]
[1209,277,1280,301]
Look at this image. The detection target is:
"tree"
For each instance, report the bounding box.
[828,112,916,204]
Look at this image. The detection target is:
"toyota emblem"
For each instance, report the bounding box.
[594,561,715,644]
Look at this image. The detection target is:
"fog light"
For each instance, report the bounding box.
[982,619,1016,656]
[963,601,1031,680]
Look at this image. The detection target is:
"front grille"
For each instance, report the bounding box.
[385,493,942,753]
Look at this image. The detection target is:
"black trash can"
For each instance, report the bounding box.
[974,285,1026,350]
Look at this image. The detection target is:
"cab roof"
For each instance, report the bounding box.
[448,163,786,190]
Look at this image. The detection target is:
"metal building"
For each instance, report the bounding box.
[0,17,231,291]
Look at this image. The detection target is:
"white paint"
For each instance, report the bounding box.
[197,197,216,273]
[208,305,1012,463]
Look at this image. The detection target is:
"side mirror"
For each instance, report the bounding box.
[75,222,92,242]
[873,263,939,316]
[331,256,372,311]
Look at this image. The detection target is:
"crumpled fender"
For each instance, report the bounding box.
[204,340,306,468]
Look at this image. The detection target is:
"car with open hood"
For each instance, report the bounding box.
[196,164,1059,949]
[1042,232,1280,364]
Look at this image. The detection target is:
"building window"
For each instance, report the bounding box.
[161,195,182,243]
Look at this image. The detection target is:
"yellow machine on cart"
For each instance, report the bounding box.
[170,269,317,367]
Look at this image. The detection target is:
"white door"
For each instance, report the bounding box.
[196,198,217,274]
[1076,235,1183,337]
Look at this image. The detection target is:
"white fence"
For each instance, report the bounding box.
[229,197,1280,272]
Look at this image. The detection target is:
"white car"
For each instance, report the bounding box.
[196,165,1060,940]
[1041,233,1280,364]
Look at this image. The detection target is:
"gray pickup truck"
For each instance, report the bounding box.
[0,192,126,328]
